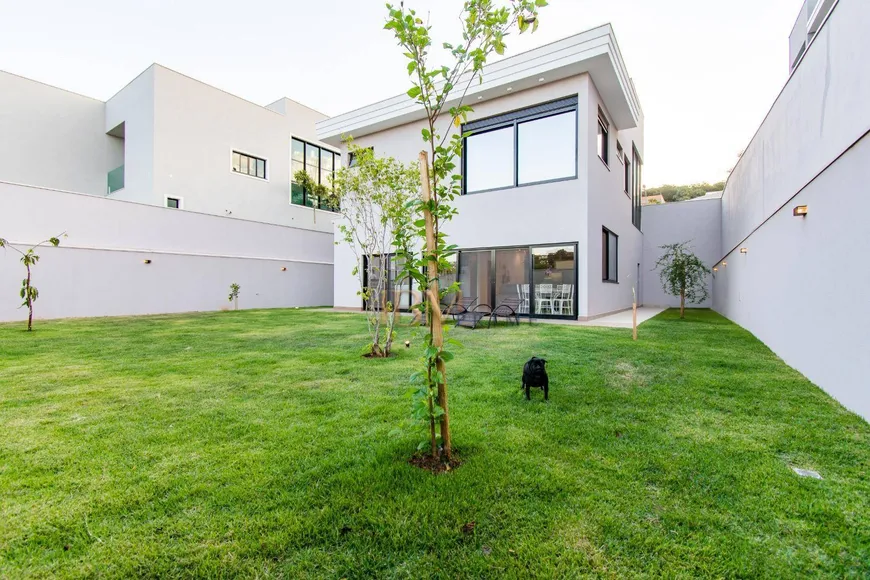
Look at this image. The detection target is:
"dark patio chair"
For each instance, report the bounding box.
[456,304,492,329]
[443,296,478,320]
[485,297,522,327]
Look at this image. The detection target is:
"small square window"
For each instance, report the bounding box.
[166,197,180,209]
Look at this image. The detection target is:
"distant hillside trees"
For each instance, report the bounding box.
[645,181,726,203]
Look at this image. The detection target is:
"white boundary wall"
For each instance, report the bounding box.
[0,182,335,322]
[713,0,870,421]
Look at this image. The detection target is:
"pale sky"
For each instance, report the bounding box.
[0,0,801,187]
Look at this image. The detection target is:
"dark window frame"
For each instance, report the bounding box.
[631,144,643,231]
[361,253,414,312]
[291,137,340,212]
[602,227,619,283]
[461,96,579,195]
[166,197,181,209]
[348,146,374,168]
[455,241,579,321]
[624,152,631,196]
[232,150,267,180]
[597,107,609,166]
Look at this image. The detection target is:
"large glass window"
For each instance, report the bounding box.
[462,96,577,194]
[364,254,411,311]
[532,246,576,316]
[464,127,514,193]
[495,248,530,313]
[518,111,577,185]
[455,245,576,319]
[458,251,492,306]
[291,138,339,212]
[602,228,618,282]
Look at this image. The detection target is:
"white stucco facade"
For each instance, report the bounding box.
[0,64,342,233]
[319,25,645,320]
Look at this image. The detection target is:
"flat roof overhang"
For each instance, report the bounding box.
[316,24,642,145]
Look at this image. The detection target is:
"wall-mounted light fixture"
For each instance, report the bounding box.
[722,261,727,267]
[713,267,718,273]
[740,248,748,254]
[143,259,152,265]
[280,267,287,271]
[793,205,808,217]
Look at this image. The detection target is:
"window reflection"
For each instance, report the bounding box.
[532,246,575,316]
[518,111,576,185]
[465,127,514,193]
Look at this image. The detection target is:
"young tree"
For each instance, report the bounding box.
[0,233,64,331]
[385,0,546,464]
[654,242,711,319]
[228,283,241,310]
[310,146,419,357]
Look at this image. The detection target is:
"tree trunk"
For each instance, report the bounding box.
[680,287,685,319]
[419,151,451,461]
[25,266,32,331]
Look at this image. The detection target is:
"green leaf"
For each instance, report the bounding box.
[407,86,422,99]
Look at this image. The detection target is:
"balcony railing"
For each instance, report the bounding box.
[107,164,125,194]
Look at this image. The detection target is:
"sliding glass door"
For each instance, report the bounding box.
[531,245,576,317]
[495,248,530,314]
[458,250,491,307]
[456,243,577,319]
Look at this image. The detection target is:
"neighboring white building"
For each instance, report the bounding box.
[645,0,869,420]
[318,25,645,321]
[0,64,342,232]
[0,65,339,321]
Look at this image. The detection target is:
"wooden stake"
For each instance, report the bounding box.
[418,151,451,460]
[632,287,638,341]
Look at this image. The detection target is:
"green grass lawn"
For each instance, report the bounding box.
[1,309,868,578]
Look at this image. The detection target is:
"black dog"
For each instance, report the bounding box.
[522,357,549,400]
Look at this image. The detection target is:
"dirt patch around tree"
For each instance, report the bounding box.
[408,451,462,474]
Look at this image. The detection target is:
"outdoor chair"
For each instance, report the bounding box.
[536,283,554,314]
[456,304,492,329]
[443,296,477,320]
[485,296,522,327]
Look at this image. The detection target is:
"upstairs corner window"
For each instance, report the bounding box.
[232,151,266,179]
[348,147,373,168]
[291,137,340,212]
[631,145,643,230]
[623,153,631,195]
[462,96,577,194]
[597,107,609,165]
[166,197,181,209]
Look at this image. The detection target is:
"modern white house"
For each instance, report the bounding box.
[318,24,645,321]
[1,1,867,420]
